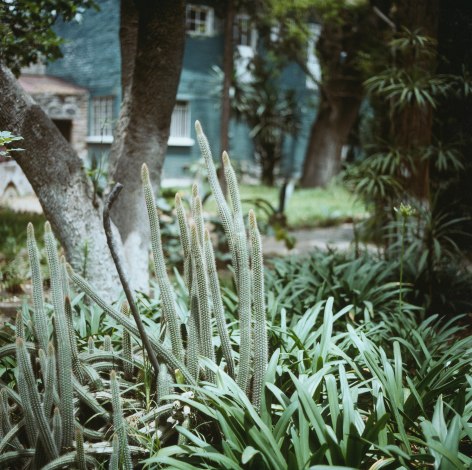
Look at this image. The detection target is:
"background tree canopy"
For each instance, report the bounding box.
[0,0,98,76]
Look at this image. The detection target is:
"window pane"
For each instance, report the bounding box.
[186,5,213,35]
[170,101,190,138]
[91,96,114,136]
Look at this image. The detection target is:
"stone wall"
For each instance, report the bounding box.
[32,92,89,160]
[0,89,89,201]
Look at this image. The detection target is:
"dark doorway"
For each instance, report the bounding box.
[53,119,72,142]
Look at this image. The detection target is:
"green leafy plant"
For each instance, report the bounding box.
[0,130,23,158]
[1,122,470,469]
[0,121,269,467]
[146,298,471,469]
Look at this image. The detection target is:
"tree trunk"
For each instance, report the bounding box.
[257,141,277,186]
[393,0,439,201]
[0,64,121,301]
[301,86,362,187]
[108,0,186,291]
[300,5,377,188]
[218,0,235,195]
[220,0,234,156]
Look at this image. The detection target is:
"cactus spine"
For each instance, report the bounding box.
[204,229,235,378]
[52,407,62,454]
[27,223,49,352]
[75,427,87,470]
[16,337,58,460]
[15,311,24,340]
[175,192,191,286]
[110,370,133,470]
[109,434,120,470]
[142,163,184,363]
[103,335,112,352]
[121,302,134,380]
[186,300,200,381]
[223,152,252,393]
[43,342,57,420]
[249,210,268,411]
[44,222,74,450]
[157,364,173,406]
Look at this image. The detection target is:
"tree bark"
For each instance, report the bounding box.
[218,0,235,196]
[220,0,234,155]
[108,0,186,290]
[301,83,362,187]
[0,64,121,301]
[393,0,439,201]
[300,6,376,188]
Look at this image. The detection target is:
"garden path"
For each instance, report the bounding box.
[262,223,356,256]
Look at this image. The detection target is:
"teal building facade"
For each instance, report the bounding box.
[46,0,318,181]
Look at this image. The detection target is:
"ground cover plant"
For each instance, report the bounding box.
[0,123,470,469]
[0,208,45,296]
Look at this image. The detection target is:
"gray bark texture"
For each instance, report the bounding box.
[301,88,362,187]
[108,0,186,291]
[300,6,377,188]
[0,64,121,301]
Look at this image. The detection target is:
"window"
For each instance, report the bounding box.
[186,5,214,36]
[233,14,257,84]
[168,101,194,146]
[306,24,322,89]
[234,14,257,48]
[89,96,114,141]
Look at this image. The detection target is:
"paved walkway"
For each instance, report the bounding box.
[262,223,355,256]
[2,196,357,257]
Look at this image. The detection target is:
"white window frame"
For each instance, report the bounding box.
[233,14,257,84]
[234,14,257,49]
[168,100,194,146]
[87,96,114,143]
[306,23,322,90]
[186,4,214,36]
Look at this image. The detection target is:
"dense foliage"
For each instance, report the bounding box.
[0,125,470,470]
[0,0,97,75]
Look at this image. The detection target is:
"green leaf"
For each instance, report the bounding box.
[241,446,260,464]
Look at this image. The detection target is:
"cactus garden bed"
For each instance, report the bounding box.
[0,124,470,469]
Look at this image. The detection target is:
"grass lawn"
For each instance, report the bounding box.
[168,181,367,229]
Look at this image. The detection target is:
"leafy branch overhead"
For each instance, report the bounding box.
[0,0,98,76]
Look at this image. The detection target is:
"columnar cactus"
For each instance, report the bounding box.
[121,302,134,380]
[190,223,216,382]
[1,120,269,468]
[44,222,75,449]
[142,164,184,363]
[204,229,235,378]
[16,337,58,460]
[249,210,268,411]
[110,370,133,470]
[26,223,49,352]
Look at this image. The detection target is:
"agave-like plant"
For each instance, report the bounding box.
[146,297,471,469]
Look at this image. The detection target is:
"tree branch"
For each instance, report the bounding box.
[103,183,160,377]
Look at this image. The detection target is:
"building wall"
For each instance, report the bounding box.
[33,92,89,160]
[46,0,316,181]
[47,0,122,100]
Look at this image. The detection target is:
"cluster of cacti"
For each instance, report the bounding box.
[0,122,268,466]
